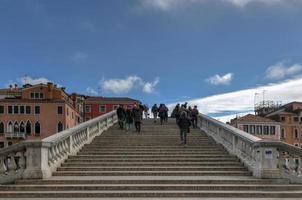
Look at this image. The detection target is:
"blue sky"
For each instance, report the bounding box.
[1,0,302,120]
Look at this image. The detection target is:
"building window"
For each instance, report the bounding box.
[8,106,12,114]
[99,105,106,113]
[20,106,25,114]
[35,122,41,135]
[256,126,262,135]
[0,106,4,114]
[14,106,19,114]
[57,106,63,114]
[7,122,13,133]
[281,116,285,121]
[243,125,248,133]
[57,122,63,132]
[31,92,44,99]
[0,142,4,148]
[294,117,299,122]
[35,93,39,99]
[281,128,286,138]
[13,122,19,133]
[35,106,40,114]
[85,105,91,113]
[26,106,31,114]
[270,126,276,135]
[249,125,255,134]
[20,122,25,133]
[0,122,4,134]
[263,126,269,135]
[26,121,31,135]
[294,129,298,138]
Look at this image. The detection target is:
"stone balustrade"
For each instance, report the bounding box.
[199,113,302,183]
[0,111,117,184]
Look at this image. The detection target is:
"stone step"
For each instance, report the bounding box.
[52,171,252,176]
[57,166,247,172]
[1,184,301,192]
[61,162,243,167]
[69,155,234,159]
[15,179,290,185]
[0,191,302,198]
[76,152,228,155]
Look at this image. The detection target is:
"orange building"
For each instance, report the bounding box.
[0,83,83,148]
[265,102,302,147]
[84,97,140,121]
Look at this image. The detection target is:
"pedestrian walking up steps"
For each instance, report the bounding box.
[1,119,302,199]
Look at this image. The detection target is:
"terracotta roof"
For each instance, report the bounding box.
[236,114,277,123]
[85,97,140,103]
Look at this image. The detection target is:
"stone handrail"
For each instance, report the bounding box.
[0,111,117,184]
[198,113,302,183]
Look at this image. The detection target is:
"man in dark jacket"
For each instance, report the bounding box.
[191,105,199,128]
[151,104,158,123]
[116,105,126,130]
[132,104,143,134]
[125,105,133,132]
[177,112,191,147]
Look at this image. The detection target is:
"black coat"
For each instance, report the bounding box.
[116,107,126,120]
[132,107,142,122]
[177,116,191,130]
[125,109,133,123]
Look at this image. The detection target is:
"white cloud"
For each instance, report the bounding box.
[265,62,302,80]
[206,73,233,85]
[143,77,160,93]
[5,75,61,88]
[100,75,160,94]
[140,0,295,11]
[71,52,88,64]
[168,77,302,122]
[86,87,98,96]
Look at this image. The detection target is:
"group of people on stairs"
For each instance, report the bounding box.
[116,103,144,134]
[116,102,199,147]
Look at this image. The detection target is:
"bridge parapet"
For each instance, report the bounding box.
[0,111,117,184]
[199,113,302,183]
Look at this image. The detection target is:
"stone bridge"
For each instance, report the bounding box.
[0,111,302,198]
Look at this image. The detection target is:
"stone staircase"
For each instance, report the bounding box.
[1,119,302,199]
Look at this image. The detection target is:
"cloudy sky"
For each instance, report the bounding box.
[1,0,302,121]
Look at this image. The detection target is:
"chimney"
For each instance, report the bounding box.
[9,85,13,91]
[47,82,54,99]
[47,82,54,91]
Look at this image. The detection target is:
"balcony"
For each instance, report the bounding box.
[5,132,26,139]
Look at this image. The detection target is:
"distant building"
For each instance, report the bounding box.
[84,97,141,121]
[230,114,281,141]
[265,102,302,147]
[0,83,83,148]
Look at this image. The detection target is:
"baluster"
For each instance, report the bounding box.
[288,157,297,176]
[298,158,302,176]
[48,148,53,165]
[0,156,7,174]
[7,154,17,172]
[16,151,26,170]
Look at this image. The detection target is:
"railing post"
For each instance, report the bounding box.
[23,141,52,179]
[252,143,280,179]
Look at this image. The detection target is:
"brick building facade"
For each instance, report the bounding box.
[0,83,83,148]
[84,97,140,121]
